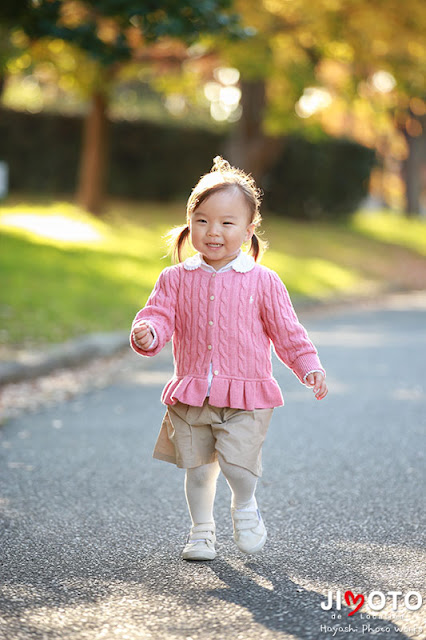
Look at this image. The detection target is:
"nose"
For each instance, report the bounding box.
[207,225,220,237]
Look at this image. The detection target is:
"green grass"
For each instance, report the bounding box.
[1,197,425,346]
[351,210,426,256]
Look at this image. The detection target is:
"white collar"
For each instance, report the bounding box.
[183,250,255,273]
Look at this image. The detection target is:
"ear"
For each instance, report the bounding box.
[245,222,255,242]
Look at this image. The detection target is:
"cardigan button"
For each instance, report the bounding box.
[209,320,213,326]
[213,370,219,375]
[210,295,215,301]
[207,344,212,350]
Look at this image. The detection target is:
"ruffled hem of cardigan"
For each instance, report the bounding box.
[161,375,284,411]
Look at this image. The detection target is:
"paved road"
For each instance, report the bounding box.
[1,294,425,640]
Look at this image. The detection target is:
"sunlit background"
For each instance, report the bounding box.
[0,0,425,346]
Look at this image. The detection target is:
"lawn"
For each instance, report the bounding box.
[1,197,425,346]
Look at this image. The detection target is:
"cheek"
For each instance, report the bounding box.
[189,226,203,246]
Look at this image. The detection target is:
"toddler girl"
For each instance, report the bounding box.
[130,156,327,561]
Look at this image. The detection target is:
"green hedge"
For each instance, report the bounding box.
[0,108,82,194]
[264,135,376,219]
[0,108,226,199]
[0,108,374,216]
[109,119,228,200]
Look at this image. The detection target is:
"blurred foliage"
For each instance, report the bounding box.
[0,0,29,23]
[3,43,222,130]
[20,0,246,66]
[1,1,252,213]
[4,0,425,140]
[1,0,247,104]
[211,0,425,214]
[5,35,109,102]
[265,136,376,220]
[223,0,426,138]
[1,0,425,215]
[148,0,425,210]
[0,2,31,88]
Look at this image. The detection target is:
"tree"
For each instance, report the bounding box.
[211,0,426,214]
[18,0,246,213]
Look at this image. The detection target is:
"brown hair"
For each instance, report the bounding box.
[166,156,267,263]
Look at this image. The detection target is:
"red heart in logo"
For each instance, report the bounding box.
[345,590,365,616]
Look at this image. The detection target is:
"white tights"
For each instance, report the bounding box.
[184,454,258,526]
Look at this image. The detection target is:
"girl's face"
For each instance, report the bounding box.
[189,187,255,271]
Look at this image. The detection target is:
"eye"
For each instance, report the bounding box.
[223,222,234,225]
[196,219,207,223]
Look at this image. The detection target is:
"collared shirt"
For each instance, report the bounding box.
[184,249,255,275]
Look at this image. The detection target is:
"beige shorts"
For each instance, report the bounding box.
[152,399,274,477]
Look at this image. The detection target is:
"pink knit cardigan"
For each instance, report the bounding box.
[130,261,325,410]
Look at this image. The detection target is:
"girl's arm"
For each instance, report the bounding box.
[261,270,326,384]
[130,267,178,357]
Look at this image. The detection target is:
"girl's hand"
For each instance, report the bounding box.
[305,372,328,400]
[133,321,154,350]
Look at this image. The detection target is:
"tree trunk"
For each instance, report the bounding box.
[76,91,108,215]
[226,79,284,183]
[402,114,426,217]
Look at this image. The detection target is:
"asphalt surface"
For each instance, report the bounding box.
[0,293,425,640]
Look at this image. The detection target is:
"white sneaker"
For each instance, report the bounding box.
[231,507,267,554]
[182,523,216,561]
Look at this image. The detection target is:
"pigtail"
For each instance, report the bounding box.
[250,233,260,262]
[248,232,268,262]
[165,224,191,263]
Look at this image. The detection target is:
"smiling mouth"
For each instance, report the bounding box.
[206,243,223,247]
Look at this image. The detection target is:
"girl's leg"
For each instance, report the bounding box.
[185,460,221,525]
[217,453,258,510]
[218,453,267,554]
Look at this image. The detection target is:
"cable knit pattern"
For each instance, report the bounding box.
[237,274,249,377]
[218,274,230,375]
[197,273,207,371]
[130,262,325,410]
